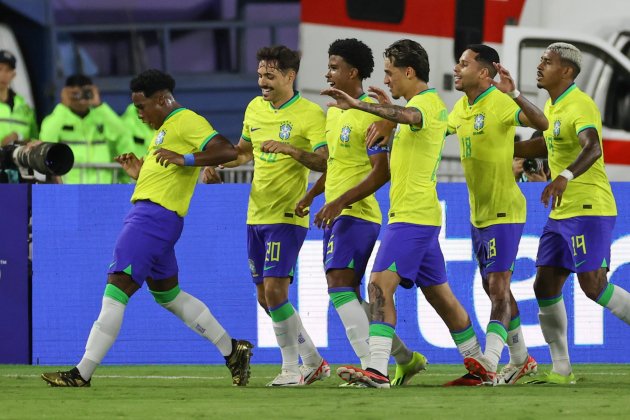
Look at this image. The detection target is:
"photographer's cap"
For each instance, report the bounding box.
[0,50,16,69]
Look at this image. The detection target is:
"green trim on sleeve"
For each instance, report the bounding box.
[312,141,327,151]
[515,109,525,127]
[200,130,218,151]
[242,134,252,142]
[577,124,596,135]
[409,107,424,132]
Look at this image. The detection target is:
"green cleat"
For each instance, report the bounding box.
[391,351,428,386]
[525,371,576,385]
[225,339,254,386]
[41,367,90,387]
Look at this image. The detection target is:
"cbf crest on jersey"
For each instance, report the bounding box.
[473,113,485,132]
[155,130,166,145]
[279,121,293,140]
[553,120,561,137]
[340,125,352,143]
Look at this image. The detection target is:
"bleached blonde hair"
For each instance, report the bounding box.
[547,42,582,76]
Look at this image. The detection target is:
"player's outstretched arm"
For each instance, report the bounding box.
[514,135,547,159]
[314,152,389,228]
[261,140,328,172]
[216,137,253,168]
[489,63,548,131]
[153,134,238,167]
[321,87,421,126]
[115,152,143,180]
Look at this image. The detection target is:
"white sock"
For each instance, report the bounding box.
[295,311,322,368]
[270,302,300,374]
[77,296,126,380]
[538,298,571,376]
[335,298,370,369]
[507,325,528,366]
[601,284,630,324]
[160,290,233,356]
[484,333,505,372]
[455,334,483,360]
[368,335,393,376]
[360,300,411,366]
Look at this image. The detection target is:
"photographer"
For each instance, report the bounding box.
[513,130,550,182]
[39,74,133,184]
[0,50,38,183]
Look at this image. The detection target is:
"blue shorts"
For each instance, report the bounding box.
[322,216,380,283]
[536,216,615,273]
[471,223,524,278]
[108,200,183,285]
[247,224,308,284]
[372,222,447,289]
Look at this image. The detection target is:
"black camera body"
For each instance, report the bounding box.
[0,142,74,181]
[523,158,544,173]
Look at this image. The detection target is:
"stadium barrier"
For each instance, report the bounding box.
[30,183,630,365]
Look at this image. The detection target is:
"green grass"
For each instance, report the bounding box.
[1,364,627,419]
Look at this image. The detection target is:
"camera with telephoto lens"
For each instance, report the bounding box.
[523,158,544,173]
[81,88,93,100]
[0,142,74,181]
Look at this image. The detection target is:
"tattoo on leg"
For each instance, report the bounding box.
[368,283,386,322]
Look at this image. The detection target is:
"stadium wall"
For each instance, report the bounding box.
[31,183,630,365]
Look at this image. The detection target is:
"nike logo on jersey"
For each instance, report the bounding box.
[251,127,261,132]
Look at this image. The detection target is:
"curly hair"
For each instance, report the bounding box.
[129,69,176,97]
[328,38,374,80]
[256,45,301,74]
[384,39,430,83]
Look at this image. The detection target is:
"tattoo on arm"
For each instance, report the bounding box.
[356,101,422,125]
[293,148,327,172]
[368,283,386,322]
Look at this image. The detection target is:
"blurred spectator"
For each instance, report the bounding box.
[0,50,38,183]
[39,74,133,184]
[513,130,550,182]
[120,103,155,158]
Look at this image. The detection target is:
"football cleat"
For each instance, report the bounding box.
[41,367,90,387]
[391,351,428,386]
[443,373,483,387]
[337,365,390,389]
[464,356,497,385]
[225,339,254,386]
[300,358,331,385]
[525,371,576,385]
[339,381,368,388]
[497,355,538,385]
[266,370,305,387]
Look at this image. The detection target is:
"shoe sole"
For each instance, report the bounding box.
[304,361,331,385]
[234,343,254,387]
[337,366,390,389]
[464,358,496,385]
[392,355,428,386]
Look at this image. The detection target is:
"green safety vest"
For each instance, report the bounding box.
[40,103,133,184]
[0,91,38,182]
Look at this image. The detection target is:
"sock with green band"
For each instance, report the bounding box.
[360,299,412,366]
[368,322,395,376]
[484,321,507,371]
[538,295,571,376]
[270,300,300,373]
[506,314,528,366]
[77,284,128,380]
[598,283,630,324]
[451,324,482,360]
[330,288,370,368]
[155,287,233,356]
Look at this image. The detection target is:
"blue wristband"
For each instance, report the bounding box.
[183,153,195,166]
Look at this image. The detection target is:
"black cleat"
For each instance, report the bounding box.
[41,367,91,387]
[225,339,254,386]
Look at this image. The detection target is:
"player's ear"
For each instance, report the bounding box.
[349,67,359,80]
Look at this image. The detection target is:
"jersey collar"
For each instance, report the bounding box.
[164,107,186,122]
[470,85,496,106]
[269,91,301,110]
[552,83,577,105]
[416,88,436,96]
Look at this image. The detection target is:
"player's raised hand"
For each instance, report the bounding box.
[115,152,143,180]
[154,148,184,167]
[367,120,396,148]
[261,140,292,155]
[320,87,358,110]
[489,62,517,94]
[295,193,313,217]
[314,199,344,228]
[202,166,222,184]
[541,176,568,209]
[368,86,392,105]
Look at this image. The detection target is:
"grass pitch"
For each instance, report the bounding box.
[1,364,627,419]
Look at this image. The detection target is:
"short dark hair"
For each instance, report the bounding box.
[384,39,430,82]
[256,45,301,74]
[65,74,93,87]
[466,44,500,78]
[130,69,176,97]
[328,38,374,80]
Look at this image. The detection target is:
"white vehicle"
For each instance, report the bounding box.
[298,0,630,180]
